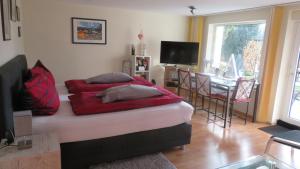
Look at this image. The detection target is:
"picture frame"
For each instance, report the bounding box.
[16,5,20,21]
[71,17,107,45]
[18,26,21,37]
[1,0,11,41]
[10,0,16,21]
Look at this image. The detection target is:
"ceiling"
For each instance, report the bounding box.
[63,0,300,15]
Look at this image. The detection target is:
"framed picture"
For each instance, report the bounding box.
[1,0,11,41]
[17,26,21,37]
[10,0,16,21]
[71,17,107,44]
[16,5,20,21]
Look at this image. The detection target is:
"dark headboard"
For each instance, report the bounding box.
[0,55,28,141]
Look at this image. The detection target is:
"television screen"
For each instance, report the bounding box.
[160,41,199,65]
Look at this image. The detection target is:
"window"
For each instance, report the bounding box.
[204,22,266,80]
[290,54,300,121]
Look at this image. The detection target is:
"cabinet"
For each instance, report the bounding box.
[132,55,151,81]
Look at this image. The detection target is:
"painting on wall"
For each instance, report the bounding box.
[10,0,16,21]
[72,17,107,44]
[1,0,11,41]
[18,26,21,37]
[16,5,20,21]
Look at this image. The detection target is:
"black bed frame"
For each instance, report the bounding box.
[0,55,192,169]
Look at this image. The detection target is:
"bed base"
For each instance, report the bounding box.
[61,123,192,169]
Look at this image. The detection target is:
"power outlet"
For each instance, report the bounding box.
[0,138,8,145]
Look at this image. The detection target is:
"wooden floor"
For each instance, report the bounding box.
[163,111,300,169]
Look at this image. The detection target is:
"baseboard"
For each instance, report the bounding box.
[232,110,253,121]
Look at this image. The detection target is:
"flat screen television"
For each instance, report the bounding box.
[160,41,199,65]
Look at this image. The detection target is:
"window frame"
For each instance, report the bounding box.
[205,20,268,82]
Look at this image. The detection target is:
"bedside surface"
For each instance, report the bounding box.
[0,133,61,169]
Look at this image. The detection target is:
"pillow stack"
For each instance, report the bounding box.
[85,72,134,84]
[97,84,163,103]
[24,60,60,115]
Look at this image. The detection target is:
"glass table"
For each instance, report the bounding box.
[217,155,295,169]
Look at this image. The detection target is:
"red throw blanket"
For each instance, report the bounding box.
[68,86,182,115]
[65,76,154,93]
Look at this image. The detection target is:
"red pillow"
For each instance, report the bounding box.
[33,60,55,84]
[25,69,60,115]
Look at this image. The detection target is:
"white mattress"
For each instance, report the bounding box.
[32,85,194,143]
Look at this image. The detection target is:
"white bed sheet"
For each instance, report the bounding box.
[32,85,194,143]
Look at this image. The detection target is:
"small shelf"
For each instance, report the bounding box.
[132,55,151,81]
[134,55,149,58]
[135,71,150,73]
[135,70,149,73]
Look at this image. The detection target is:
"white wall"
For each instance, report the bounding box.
[0,0,24,66]
[22,0,188,84]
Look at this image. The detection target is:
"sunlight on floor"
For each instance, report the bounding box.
[164,112,300,169]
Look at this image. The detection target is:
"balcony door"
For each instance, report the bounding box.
[289,55,300,121]
[281,22,300,125]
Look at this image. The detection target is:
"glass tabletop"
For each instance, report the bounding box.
[211,77,237,88]
[191,72,259,89]
[217,155,295,169]
[191,72,237,88]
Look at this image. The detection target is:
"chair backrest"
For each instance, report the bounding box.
[195,73,211,96]
[232,78,255,101]
[178,69,191,90]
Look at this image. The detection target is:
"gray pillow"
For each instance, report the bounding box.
[86,72,133,84]
[97,85,163,103]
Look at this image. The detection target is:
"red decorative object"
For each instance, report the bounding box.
[33,60,55,84]
[25,68,60,115]
[138,30,144,41]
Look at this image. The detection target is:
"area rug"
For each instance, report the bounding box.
[90,153,177,169]
[259,125,291,136]
[259,120,300,136]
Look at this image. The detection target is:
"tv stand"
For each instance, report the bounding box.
[163,65,194,93]
[164,66,178,93]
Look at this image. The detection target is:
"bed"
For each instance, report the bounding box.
[0,55,193,169]
[65,76,154,93]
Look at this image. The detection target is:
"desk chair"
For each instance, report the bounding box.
[194,73,213,120]
[211,78,255,127]
[228,78,255,126]
[177,69,194,105]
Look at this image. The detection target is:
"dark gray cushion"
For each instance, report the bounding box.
[86,72,133,84]
[97,85,163,103]
[0,55,28,141]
